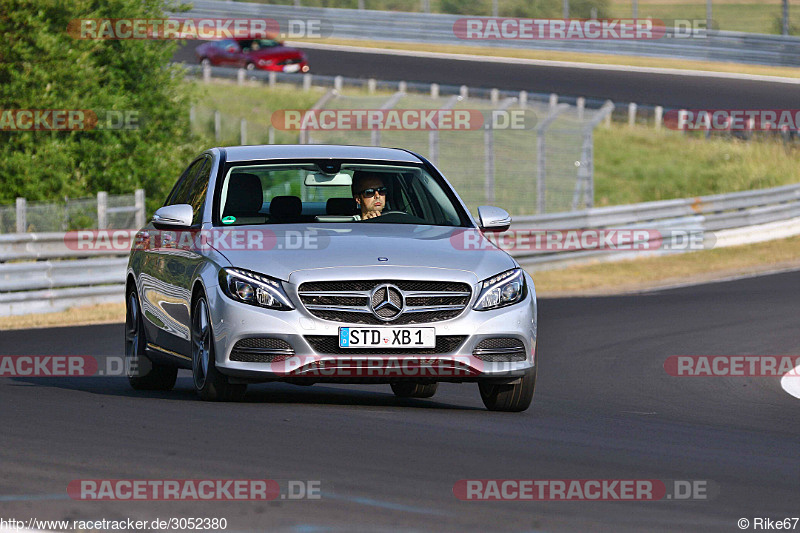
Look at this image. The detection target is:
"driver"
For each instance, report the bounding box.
[351,171,387,220]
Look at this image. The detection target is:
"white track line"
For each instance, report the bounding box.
[288,41,800,84]
[780,364,800,399]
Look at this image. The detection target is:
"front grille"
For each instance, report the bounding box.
[305,335,466,355]
[230,337,294,363]
[473,338,526,362]
[298,280,471,325]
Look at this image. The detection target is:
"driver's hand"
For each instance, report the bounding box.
[363,211,381,219]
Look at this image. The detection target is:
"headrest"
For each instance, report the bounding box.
[326,197,358,215]
[224,173,263,215]
[269,195,302,217]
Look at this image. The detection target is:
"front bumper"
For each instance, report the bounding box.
[208,277,537,383]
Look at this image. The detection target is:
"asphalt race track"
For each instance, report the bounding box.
[1,271,798,532]
[173,42,800,109]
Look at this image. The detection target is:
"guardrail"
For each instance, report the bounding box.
[3,183,800,315]
[179,1,800,67]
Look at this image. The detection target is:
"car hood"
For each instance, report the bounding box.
[211,224,516,284]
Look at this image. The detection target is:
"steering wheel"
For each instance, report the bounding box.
[380,210,408,216]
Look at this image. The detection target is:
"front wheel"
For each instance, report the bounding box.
[391,382,438,398]
[125,288,177,391]
[478,368,536,412]
[191,296,246,402]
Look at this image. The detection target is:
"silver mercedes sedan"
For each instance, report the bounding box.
[125,145,537,411]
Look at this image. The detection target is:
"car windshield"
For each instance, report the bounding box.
[217,162,468,227]
[238,39,280,51]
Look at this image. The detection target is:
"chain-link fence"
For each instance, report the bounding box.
[0,190,145,233]
[302,91,612,215]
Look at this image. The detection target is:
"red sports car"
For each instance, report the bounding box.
[196,39,309,73]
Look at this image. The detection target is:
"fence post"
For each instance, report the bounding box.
[398,81,407,93]
[268,126,275,144]
[240,118,247,145]
[97,191,108,230]
[655,105,663,130]
[549,93,558,108]
[368,78,376,94]
[214,110,221,142]
[628,102,637,127]
[303,74,312,91]
[203,64,211,83]
[135,189,146,228]
[430,83,439,99]
[536,104,570,214]
[15,197,26,233]
[237,68,245,85]
[577,97,585,121]
[460,85,468,99]
[490,88,499,105]
[189,105,195,129]
[334,75,343,92]
[519,91,527,108]
[269,72,276,87]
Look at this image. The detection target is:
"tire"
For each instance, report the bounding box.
[478,368,536,412]
[200,57,211,67]
[191,296,247,402]
[245,62,255,71]
[124,288,178,391]
[391,382,438,399]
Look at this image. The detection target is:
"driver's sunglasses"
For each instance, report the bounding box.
[360,186,387,197]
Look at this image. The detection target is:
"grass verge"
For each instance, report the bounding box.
[0,303,125,331]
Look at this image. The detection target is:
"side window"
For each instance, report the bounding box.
[165,158,204,207]
[186,159,211,225]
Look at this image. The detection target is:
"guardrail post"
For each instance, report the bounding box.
[269,72,276,87]
[398,81,407,93]
[519,91,527,108]
[334,75,343,91]
[214,110,221,141]
[97,192,108,230]
[577,97,585,121]
[628,102,637,127]
[430,83,439,98]
[240,118,247,145]
[490,89,499,104]
[203,64,211,83]
[460,85,468,99]
[237,68,245,85]
[655,106,663,130]
[549,93,558,108]
[303,74,312,91]
[15,197,26,233]
[368,78,376,94]
[135,189,146,228]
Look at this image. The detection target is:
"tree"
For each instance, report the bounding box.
[0,0,198,212]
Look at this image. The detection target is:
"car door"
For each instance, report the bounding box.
[139,157,207,357]
[218,40,243,67]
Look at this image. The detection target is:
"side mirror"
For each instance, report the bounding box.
[152,204,193,229]
[477,206,511,232]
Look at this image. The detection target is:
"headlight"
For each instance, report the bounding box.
[220,268,294,311]
[474,268,526,311]
[258,59,273,66]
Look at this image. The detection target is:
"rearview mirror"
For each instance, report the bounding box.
[477,206,511,232]
[304,172,352,186]
[152,204,193,229]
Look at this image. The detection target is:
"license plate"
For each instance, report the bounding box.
[339,327,435,348]
[283,64,301,73]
